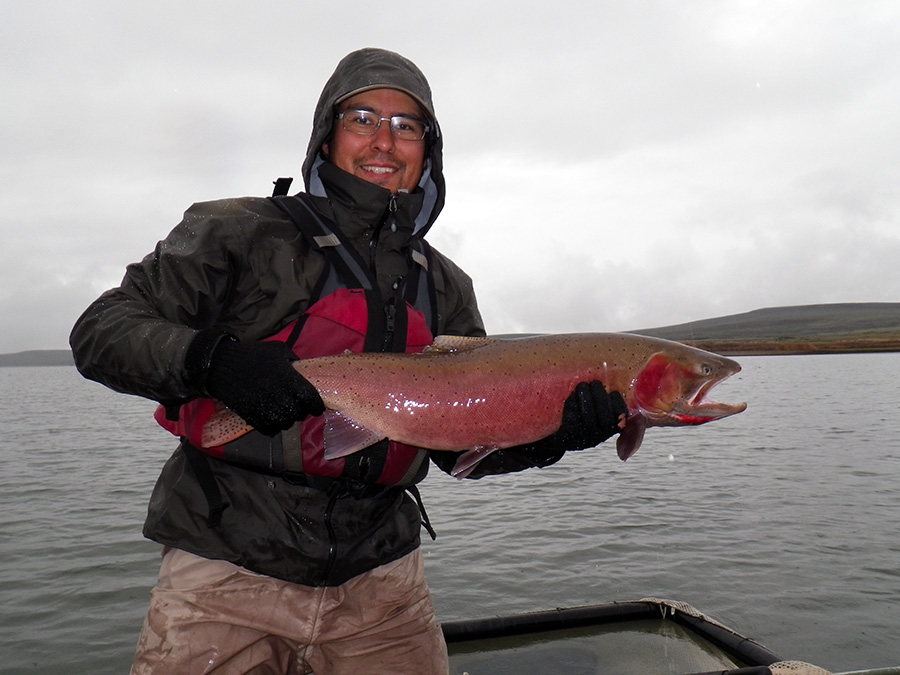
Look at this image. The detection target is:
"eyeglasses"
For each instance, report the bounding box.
[336,109,430,141]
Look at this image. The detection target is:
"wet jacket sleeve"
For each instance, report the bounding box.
[69,200,263,404]
[429,248,486,338]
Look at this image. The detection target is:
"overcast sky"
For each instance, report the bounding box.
[3,0,899,353]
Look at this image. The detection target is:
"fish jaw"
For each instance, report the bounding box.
[629,351,747,430]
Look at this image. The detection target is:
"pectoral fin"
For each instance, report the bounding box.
[450,445,501,479]
[616,414,647,461]
[322,410,385,460]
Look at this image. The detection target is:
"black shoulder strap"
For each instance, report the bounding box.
[271,193,381,351]
[270,191,439,342]
[405,239,439,337]
[270,194,373,292]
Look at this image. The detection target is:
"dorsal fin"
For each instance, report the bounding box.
[424,335,496,354]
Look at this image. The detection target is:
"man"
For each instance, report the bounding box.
[70,48,626,674]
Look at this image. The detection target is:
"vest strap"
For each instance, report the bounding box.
[407,485,436,540]
[269,194,373,293]
[182,442,229,529]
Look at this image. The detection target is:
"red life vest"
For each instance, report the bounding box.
[154,192,440,487]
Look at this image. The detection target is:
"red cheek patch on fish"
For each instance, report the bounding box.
[632,353,680,412]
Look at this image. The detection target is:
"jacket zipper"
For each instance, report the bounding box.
[369,193,398,272]
[371,193,399,353]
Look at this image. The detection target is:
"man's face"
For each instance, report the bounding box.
[323,88,428,194]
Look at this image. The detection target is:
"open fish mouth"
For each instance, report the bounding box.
[636,366,746,427]
[673,372,747,424]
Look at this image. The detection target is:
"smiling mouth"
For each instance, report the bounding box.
[362,165,397,175]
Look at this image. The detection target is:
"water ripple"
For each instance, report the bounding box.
[2,356,899,672]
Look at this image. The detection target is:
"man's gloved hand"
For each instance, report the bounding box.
[540,381,627,452]
[205,340,325,436]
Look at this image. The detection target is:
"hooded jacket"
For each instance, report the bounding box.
[70,48,563,586]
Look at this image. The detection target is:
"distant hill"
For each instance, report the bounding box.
[0,350,75,367]
[632,302,900,355]
[2,303,899,366]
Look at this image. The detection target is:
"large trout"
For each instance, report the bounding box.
[200,333,747,477]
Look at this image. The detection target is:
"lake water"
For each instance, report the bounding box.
[1,354,898,673]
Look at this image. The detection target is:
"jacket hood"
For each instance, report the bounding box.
[302,48,445,237]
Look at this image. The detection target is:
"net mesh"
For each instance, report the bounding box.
[639,599,836,675]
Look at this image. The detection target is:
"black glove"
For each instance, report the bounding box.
[204,339,325,436]
[538,381,627,452]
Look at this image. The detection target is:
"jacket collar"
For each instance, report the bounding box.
[311,161,424,243]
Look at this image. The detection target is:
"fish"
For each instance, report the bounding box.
[200,333,747,477]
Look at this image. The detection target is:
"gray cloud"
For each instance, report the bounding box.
[3,0,899,352]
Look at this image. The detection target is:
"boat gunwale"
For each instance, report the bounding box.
[441,600,784,669]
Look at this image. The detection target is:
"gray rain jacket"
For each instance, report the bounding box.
[70,48,563,586]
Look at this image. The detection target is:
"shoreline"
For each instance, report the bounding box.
[676,337,900,357]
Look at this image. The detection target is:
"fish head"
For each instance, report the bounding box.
[628,349,747,429]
